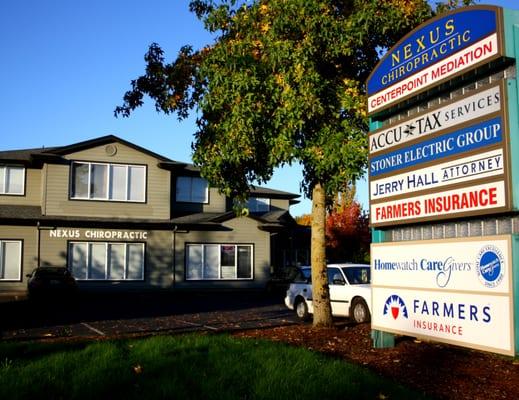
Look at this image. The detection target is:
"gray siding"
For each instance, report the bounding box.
[173,187,227,214]
[0,225,37,292]
[0,168,42,206]
[43,143,171,219]
[174,216,270,289]
[270,199,290,211]
[38,228,173,290]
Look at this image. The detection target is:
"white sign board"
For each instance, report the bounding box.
[369,85,502,155]
[371,236,514,355]
[371,180,507,226]
[370,148,504,201]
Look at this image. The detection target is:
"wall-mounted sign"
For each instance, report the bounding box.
[369,84,502,155]
[371,180,508,226]
[370,115,502,177]
[370,148,504,201]
[371,236,514,355]
[367,6,503,115]
[49,229,149,240]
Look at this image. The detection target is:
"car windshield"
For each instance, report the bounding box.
[341,266,370,285]
[293,267,311,283]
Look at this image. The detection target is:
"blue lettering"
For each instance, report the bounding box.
[432,301,439,316]
[470,305,478,321]
[443,303,454,318]
[458,303,466,320]
[483,306,491,323]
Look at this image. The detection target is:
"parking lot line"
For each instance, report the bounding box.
[81,322,105,336]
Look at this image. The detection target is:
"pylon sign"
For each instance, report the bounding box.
[367,5,519,356]
[367,6,511,229]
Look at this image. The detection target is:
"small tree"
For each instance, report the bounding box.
[116,0,436,327]
[326,187,370,264]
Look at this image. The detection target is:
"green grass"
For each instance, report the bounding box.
[0,334,429,400]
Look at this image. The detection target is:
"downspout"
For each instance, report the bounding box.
[172,225,177,289]
[37,221,41,267]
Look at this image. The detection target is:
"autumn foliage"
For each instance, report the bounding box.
[325,200,370,264]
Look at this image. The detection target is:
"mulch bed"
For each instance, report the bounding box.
[233,323,519,400]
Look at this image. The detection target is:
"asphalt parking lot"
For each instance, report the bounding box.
[0,291,301,341]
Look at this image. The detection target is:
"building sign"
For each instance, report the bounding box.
[49,229,148,240]
[370,115,503,178]
[371,236,514,355]
[367,7,502,114]
[369,84,502,155]
[370,148,504,200]
[371,180,507,226]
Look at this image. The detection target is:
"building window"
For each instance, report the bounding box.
[0,166,25,195]
[70,162,146,202]
[176,176,208,203]
[68,242,145,281]
[247,197,270,212]
[0,240,22,281]
[186,244,253,280]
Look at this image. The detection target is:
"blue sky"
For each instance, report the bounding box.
[0,0,516,216]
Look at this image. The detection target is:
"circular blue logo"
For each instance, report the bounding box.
[476,245,504,288]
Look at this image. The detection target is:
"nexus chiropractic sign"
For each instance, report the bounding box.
[367,7,503,114]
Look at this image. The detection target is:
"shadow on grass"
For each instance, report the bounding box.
[0,334,432,400]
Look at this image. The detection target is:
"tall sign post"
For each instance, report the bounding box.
[367,5,519,356]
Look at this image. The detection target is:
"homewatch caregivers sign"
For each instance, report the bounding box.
[367,7,503,114]
[371,236,514,356]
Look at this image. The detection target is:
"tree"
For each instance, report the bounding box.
[326,186,370,264]
[116,0,436,327]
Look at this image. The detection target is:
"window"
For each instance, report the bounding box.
[69,242,144,280]
[0,240,22,280]
[71,162,146,202]
[0,166,25,195]
[247,197,270,212]
[176,176,208,203]
[186,244,253,280]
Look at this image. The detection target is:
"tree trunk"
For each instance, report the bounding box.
[311,182,333,327]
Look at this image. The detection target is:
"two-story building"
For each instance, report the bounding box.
[0,135,308,293]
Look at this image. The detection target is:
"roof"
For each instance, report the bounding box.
[0,135,174,166]
[0,206,293,232]
[0,135,300,201]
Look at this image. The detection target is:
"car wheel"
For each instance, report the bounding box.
[351,298,371,323]
[295,298,310,321]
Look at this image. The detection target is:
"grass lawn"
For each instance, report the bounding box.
[0,334,429,400]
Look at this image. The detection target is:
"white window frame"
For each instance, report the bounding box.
[70,161,146,202]
[0,166,25,195]
[247,197,270,212]
[68,241,145,281]
[0,240,22,281]
[185,243,253,281]
[176,176,209,203]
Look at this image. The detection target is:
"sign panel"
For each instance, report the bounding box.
[372,287,513,355]
[371,236,511,292]
[369,84,502,155]
[367,6,502,115]
[370,148,504,201]
[371,236,514,355]
[371,180,507,226]
[370,115,502,178]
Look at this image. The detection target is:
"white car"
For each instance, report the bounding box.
[284,263,371,323]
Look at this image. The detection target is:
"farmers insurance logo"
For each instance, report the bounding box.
[476,245,505,288]
[383,295,409,320]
